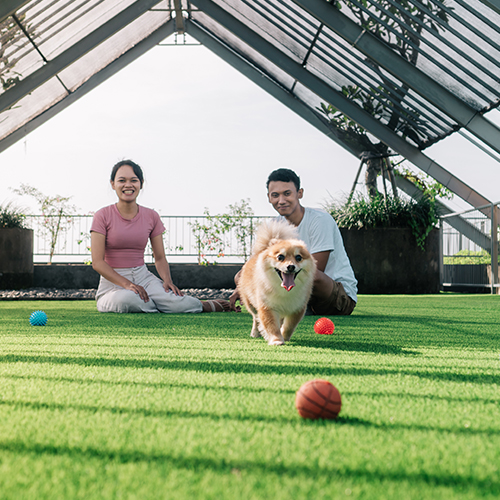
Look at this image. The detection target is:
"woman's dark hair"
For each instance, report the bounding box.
[111,160,144,187]
[266,168,301,191]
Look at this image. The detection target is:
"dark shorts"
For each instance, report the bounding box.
[309,280,356,316]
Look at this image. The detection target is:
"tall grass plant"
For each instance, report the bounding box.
[0,202,27,229]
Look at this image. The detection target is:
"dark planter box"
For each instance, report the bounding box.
[340,227,440,294]
[33,263,242,290]
[443,264,491,285]
[0,228,34,289]
[442,264,495,293]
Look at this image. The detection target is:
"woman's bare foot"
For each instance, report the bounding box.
[202,299,234,312]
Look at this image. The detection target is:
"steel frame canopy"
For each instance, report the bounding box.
[1,0,499,212]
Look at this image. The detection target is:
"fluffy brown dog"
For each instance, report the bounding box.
[238,219,317,345]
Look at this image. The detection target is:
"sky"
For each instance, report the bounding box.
[1,37,499,218]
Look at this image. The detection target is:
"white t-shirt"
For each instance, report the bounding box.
[293,207,358,302]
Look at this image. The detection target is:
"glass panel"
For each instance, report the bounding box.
[0,15,45,97]
[1,0,499,152]
[191,10,296,90]
[0,77,66,140]
[58,9,170,91]
[19,0,138,60]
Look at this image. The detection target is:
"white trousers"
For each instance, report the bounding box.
[96,265,203,314]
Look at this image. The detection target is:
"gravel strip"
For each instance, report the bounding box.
[0,288,234,301]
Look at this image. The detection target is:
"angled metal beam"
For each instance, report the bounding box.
[0,0,29,23]
[0,20,176,155]
[0,0,163,113]
[173,0,185,33]
[477,0,500,16]
[291,0,500,157]
[395,175,493,252]
[188,18,497,227]
[191,0,490,209]
[186,20,359,158]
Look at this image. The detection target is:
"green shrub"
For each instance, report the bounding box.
[189,199,255,265]
[326,195,439,250]
[443,250,497,265]
[0,202,27,229]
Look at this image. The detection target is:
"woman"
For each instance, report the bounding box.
[91,160,231,313]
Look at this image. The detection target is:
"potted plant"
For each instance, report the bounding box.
[326,194,441,294]
[0,202,34,289]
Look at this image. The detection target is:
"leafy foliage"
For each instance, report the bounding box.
[0,14,36,91]
[326,194,440,250]
[11,184,77,262]
[0,17,22,91]
[189,208,229,265]
[318,84,427,153]
[394,165,453,200]
[318,1,451,155]
[337,0,450,57]
[0,202,27,229]
[444,250,497,265]
[189,199,256,265]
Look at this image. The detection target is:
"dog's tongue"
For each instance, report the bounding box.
[281,272,295,291]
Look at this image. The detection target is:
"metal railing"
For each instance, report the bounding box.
[24,214,271,264]
[440,202,499,293]
[25,207,500,294]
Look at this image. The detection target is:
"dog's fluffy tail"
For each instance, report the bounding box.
[252,219,299,254]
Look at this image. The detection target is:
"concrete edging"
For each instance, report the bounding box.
[33,263,242,290]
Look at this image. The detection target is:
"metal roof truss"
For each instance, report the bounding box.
[1,0,499,214]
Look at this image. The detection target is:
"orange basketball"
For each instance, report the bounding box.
[295,379,341,419]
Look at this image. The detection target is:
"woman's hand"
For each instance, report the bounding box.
[163,280,184,296]
[92,231,149,301]
[150,234,183,297]
[126,282,149,302]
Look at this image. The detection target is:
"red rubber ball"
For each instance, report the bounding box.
[295,379,341,419]
[314,317,335,335]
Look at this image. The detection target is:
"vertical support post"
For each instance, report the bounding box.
[385,158,399,199]
[380,157,388,201]
[250,217,254,259]
[439,218,444,290]
[347,159,364,206]
[491,203,498,294]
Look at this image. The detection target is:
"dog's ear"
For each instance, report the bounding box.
[299,244,311,256]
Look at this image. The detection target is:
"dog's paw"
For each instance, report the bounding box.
[268,338,285,346]
[250,330,262,338]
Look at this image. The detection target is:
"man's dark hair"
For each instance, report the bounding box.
[266,168,301,191]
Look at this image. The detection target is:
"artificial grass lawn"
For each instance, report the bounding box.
[0,295,499,500]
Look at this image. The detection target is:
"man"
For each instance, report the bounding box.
[230,168,357,315]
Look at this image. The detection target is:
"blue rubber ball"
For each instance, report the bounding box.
[29,310,48,326]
